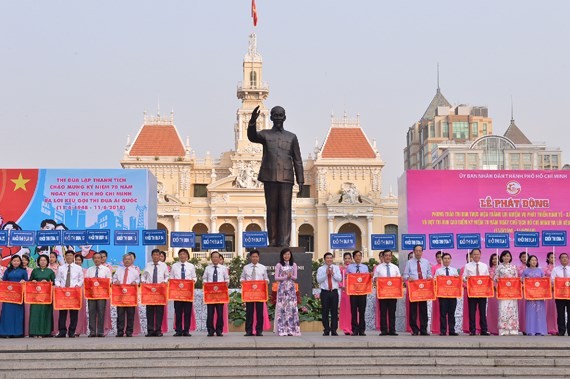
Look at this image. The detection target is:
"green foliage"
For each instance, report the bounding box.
[391,255,399,266]
[228,291,246,326]
[366,258,379,272]
[298,293,322,322]
[228,256,247,288]
[189,257,204,289]
[312,258,323,288]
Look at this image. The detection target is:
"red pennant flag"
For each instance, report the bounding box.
[251,0,258,26]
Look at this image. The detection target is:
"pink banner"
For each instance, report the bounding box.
[406,170,570,264]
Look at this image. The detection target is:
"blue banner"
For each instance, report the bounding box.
[142,229,167,246]
[86,229,111,245]
[371,234,397,250]
[330,233,356,249]
[36,230,62,246]
[170,232,196,248]
[9,230,36,246]
[0,231,7,245]
[243,231,268,248]
[541,230,567,247]
[201,233,226,250]
[62,230,87,245]
[401,234,426,251]
[514,231,540,248]
[429,233,454,250]
[114,230,140,246]
[456,233,481,250]
[484,233,510,249]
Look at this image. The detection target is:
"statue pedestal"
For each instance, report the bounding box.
[257,247,313,296]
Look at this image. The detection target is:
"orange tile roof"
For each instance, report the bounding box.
[129,124,185,157]
[321,127,376,159]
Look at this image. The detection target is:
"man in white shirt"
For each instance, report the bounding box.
[373,249,401,336]
[170,248,197,337]
[55,250,84,338]
[85,252,112,337]
[316,252,342,336]
[202,251,230,336]
[141,249,169,337]
[463,248,490,336]
[434,253,459,336]
[240,249,270,337]
[551,253,570,336]
[112,253,140,337]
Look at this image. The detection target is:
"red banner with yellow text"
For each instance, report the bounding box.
[203,282,229,304]
[242,280,269,302]
[467,276,494,298]
[24,281,52,304]
[346,273,373,296]
[141,283,168,305]
[376,277,403,299]
[524,277,552,300]
[84,278,111,300]
[497,278,522,300]
[436,276,463,298]
[168,279,195,302]
[111,284,138,307]
[408,279,436,302]
[554,278,570,300]
[0,281,23,304]
[54,287,82,310]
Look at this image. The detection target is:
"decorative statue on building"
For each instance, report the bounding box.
[248,105,304,247]
[340,182,362,204]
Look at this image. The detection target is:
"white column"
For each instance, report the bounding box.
[172,215,180,260]
[291,211,298,247]
[237,216,244,258]
[328,216,334,251]
[210,216,217,234]
[367,216,374,259]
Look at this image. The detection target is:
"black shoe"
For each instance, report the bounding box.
[449,332,459,336]
[359,332,367,336]
[439,333,446,336]
[469,332,476,336]
[322,331,330,336]
[351,333,359,336]
[183,332,191,337]
[216,333,223,337]
[412,331,419,336]
[480,332,490,336]
[331,332,338,336]
[116,334,123,338]
[68,334,75,338]
[126,333,132,337]
[244,333,254,337]
[558,332,566,336]
[174,332,183,337]
[256,333,263,337]
[344,332,351,336]
[88,334,96,338]
[97,334,104,337]
[55,333,66,338]
[145,333,154,337]
[207,333,214,337]
[389,332,399,336]
[156,332,163,337]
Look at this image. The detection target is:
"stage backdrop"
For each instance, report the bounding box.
[0,169,157,268]
[399,170,569,265]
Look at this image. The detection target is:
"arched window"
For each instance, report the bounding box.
[384,224,398,249]
[298,224,314,252]
[219,223,235,253]
[192,223,208,252]
[250,71,257,88]
[338,222,362,250]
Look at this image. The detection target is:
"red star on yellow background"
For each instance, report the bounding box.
[11,173,30,191]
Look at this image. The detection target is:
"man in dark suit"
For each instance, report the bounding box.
[248,105,304,247]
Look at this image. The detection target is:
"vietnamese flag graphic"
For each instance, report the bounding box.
[251,0,258,26]
[0,169,39,224]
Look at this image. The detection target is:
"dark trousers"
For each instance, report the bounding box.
[264,182,293,247]
[468,297,488,334]
[174,301,193,333]
[409,300,428,333]
[88,299,106,335]
[439,298,457,334]
[146,305,164,334]
[379,299,397,334]
[321,289,339,333]
[245,301,264,335]
[116,306,135,336]
[350,295,367,334]
[58,309,78,336]
[207,303,224,335]
[555,299,570,335]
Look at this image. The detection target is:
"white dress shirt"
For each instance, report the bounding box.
[373,263,401,278]
[316,264,342,290]
[85,264,112,279]
[463,261,490,281]
[434,265,460,277]
[202,264,229,283]
[170,261,197,281]
[141,261,169,284]
[240,263,269,282]
[55,263,84,287]
[551,265,570,283]
[113,266,140,285]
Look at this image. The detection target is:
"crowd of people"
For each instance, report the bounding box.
[0,246,569,338]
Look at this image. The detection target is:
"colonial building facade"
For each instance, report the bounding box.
[121,34,398,261]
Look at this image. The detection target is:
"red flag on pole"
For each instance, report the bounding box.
[251,0,258,26]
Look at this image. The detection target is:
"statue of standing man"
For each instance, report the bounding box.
[248,105,304,247]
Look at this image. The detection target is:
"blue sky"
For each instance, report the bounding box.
[1,0,569,192]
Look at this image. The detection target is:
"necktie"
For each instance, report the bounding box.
[213,266,218,282]
[417,260,423,280]
[386,264,391,277]
[153,264,158,284]
[564,267,568,278]
[251,265,257,280]
[476,263,480,276]
[122,267,129,284]
[446,267,449,276]
[181,264,186,280]
[95,266,99,278]
[65,264,71,287]
[327,266,333,290]
[356,264,360,273]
